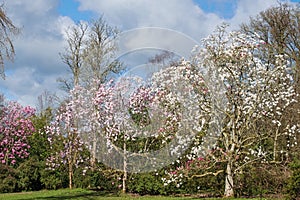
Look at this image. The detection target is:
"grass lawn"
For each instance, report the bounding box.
[0,188,280,200]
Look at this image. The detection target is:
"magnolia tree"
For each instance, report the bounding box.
[54,66,208,192]
[46,98,88,189]
[46,79,121,189]
[0,101,35,165]
[98,76,195,192]
[161,25,298,197]
[73,76,194,192]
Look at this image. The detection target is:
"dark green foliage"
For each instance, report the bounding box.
[286,159,300,200]
[29,108,52,160]
[88,170,120,192]
[40,166,68,190]
[126,170,224,196]
[72,162,122,192]
[73,167,90,188]
[128,173,165,195]
[185,174,224,196]
[0,164,19,193]
[235,164,288,197]
[17,156,44,191]
[14,108,54,191]
[72,168,107,189]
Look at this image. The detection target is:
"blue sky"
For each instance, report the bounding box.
[59,0,300,21]
[58,0,239,20]
[194,0,238,19]
[58,0,94,22]
[0,0,299,107]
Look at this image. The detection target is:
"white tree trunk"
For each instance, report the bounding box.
[91,135,97,170]
[122,140,127,193]
[224,161,234,197]
[68,160,73,189]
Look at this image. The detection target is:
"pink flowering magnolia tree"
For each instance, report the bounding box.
[0,101,35,165]
[46,80,117,189]
[46,95,87,189]
[98,61,209,192]
[161,25,298,197]
[92,77,185,193]
[57,72,207,193]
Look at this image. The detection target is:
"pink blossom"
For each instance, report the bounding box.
[0,101,35,165]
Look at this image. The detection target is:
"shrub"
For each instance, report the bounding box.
[286,159,300,200]
[17,156,44,191]
[127,173,165,195]
[40,166,68,190]
[235,163,288,197]
[0,164,19,193]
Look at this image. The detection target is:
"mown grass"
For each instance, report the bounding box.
[0,188,281,200]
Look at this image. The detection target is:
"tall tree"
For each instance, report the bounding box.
[58,18,121,179]
[59,22,88,88]
[59,17,120,89]
[36,90,58,116]
[240,1,300,164]
[240,3,300,88]
[162,25,297,197]
[0,93,4,107]
[0,4,20,79]
[46,101,87,189]
[81,17,120,85]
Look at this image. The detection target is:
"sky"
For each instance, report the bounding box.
[0,0,299,108]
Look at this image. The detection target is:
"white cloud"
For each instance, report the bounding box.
[229,0,279,28]
[76,0,291,38]
[76,0,223,40]
[0,67,62,107]
[0,0,72,107]
[75,0,224,78]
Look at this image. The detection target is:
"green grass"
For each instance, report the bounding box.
[0,189,280,200]
[0,189,195,200]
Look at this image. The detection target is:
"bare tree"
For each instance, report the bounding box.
[81,17,121,85]
[59,18,122,176]
[59,17,121,89]
[59,21,88,88]
[0,93,4,105]
[148,50,177,66]
[36,90,58,116]
[0,4,20,79]
[240,3,300,87]
[0,93,4,117]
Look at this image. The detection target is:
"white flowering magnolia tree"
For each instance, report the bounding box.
[161,25,298,197]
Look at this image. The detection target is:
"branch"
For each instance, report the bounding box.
[189,169,224,179]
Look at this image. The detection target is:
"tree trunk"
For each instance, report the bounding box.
[122,141,127,193]
[91,135,97,171]
[69,161,73,189]
[273,128,279,161]
[224,161,234,197]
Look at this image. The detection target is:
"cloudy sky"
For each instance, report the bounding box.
[0,0,299,107]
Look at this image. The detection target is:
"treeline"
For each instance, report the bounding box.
[0,107,299,198]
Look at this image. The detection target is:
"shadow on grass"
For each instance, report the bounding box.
[23,190,121,200]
